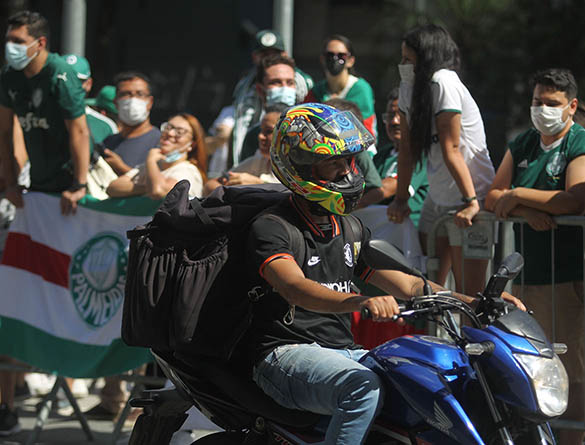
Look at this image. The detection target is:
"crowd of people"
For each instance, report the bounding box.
[0,9,583,444]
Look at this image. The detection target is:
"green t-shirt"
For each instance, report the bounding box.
[509,124,585,284]
[85,105,117,145]
[0,52,86,192]
[356,151,382,193]
[307,76,377,138]
[373,142,429,228]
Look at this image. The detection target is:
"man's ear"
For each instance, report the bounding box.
[568,97,578,118]
[37,36,48,51]
[83,78,93,95]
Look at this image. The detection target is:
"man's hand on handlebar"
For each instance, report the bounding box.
[360,296,404,324]
[501,291,526,311]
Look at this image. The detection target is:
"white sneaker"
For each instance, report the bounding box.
[25,373,56,396]
[70,379,89,397]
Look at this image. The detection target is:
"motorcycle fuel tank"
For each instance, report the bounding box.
[371,335,469,372]
[362,336,485,444]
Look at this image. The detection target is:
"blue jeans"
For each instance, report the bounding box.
[253,343,383,444]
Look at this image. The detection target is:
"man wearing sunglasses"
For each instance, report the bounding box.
[102,71,160,176]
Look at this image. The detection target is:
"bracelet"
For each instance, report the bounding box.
[461,195,477,203]
[68,181,88,192]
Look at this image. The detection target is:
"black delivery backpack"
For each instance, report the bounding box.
[122,180,300,360]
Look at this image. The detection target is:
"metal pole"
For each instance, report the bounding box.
[273,0,295,56]
[61,0,86,56]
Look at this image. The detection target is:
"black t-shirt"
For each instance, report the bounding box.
[245,196,371,366]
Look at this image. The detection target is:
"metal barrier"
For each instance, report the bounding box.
[426,210,585,432]
[0,362,166,444]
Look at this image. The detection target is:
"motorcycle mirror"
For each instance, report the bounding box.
[496,252,524,280]
[363,239,425,279]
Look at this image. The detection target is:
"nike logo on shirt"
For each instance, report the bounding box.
[307,256,321,266]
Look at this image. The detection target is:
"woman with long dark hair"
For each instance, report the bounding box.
[107,113,207,199]
[387,24,495,295]
[305,34,377,137]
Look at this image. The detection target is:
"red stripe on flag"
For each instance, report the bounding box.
[1,232,71,288]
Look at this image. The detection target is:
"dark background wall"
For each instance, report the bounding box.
[2,0,585,167]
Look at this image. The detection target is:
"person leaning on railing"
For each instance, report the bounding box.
[485,68,585,445]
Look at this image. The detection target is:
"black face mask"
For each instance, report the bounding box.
[325,55,345,76]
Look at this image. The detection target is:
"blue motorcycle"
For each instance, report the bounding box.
[128,241,568,444]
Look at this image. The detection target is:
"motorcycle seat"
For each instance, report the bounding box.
[155,350,321,429]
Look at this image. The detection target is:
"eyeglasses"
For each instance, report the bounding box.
[323,51,350,61]
[160,122,192,137]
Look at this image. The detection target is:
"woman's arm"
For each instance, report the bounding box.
[106,174,146,197]
[144,149,179,200]
[436,111,480,227]
[387,111,414,223]
[395,111,414,200]
[485,149,514,211]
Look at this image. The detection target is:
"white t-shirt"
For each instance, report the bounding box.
[399,69,495,206]
[231,151,279,184]
[126,161,204,198]
[207,105,235,178]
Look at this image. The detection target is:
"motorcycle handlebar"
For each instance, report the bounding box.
[360,304,407,322]
[360,294,471,323]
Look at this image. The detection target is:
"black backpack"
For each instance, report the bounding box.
[121,180,303,360]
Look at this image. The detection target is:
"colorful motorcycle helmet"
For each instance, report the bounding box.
[271,103,374,215]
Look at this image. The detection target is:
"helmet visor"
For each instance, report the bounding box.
[288,110,375,167]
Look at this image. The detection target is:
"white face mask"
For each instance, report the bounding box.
[117,97,149,126]
[265,86,296,106]
[398,63,415,84]
[163,142,192,163]
[530,104,570,136]
[5,40,39,71]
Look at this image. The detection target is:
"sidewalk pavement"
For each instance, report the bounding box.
[0,393,213,445]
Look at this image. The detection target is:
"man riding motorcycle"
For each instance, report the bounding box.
[243,103,524,443]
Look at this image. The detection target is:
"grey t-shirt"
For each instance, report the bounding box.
[103,127,161,168]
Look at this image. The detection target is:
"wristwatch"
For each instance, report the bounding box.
[461,195,477,203]
[68,180,88,192]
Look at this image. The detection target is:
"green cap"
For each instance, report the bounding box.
[86,85,117,116]
[63,54,91,80]
[255,29,285,52]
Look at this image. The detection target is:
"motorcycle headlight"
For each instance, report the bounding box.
[514,353,568,417]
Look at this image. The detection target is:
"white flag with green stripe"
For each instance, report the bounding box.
[0,192,160,377]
